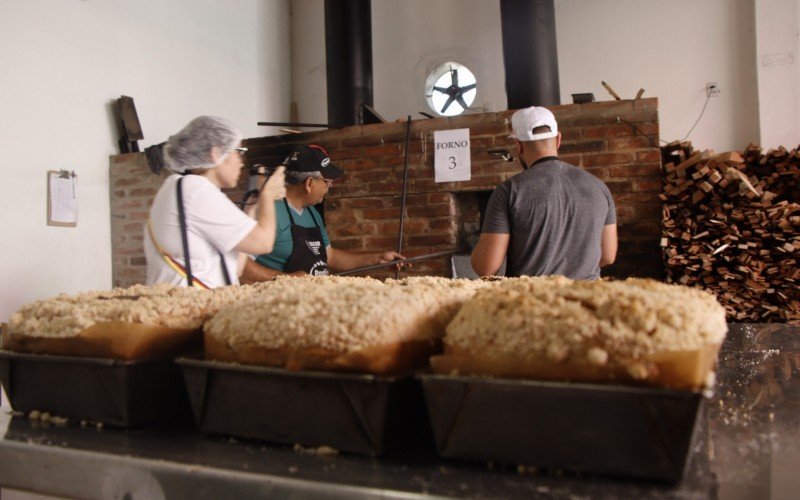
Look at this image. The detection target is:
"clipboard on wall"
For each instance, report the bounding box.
[47,170,78,227]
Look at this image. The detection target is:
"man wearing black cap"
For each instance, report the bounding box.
[241,145,405,281]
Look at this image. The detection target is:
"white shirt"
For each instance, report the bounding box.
[144,174,256,288]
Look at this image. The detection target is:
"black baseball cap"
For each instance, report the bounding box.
[282,145,344,180]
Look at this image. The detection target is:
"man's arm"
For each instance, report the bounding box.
[471,232,510,276]
[239,258,304,284]
[599,223,618,267]
[472,183,511,277]
[326,247,404,273]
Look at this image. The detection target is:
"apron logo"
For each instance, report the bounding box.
[306,240,322,256]
[310,260,329,276]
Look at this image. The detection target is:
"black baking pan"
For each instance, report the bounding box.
[0,350,191,427]
[419,373,706,483]
[176,357,432,456]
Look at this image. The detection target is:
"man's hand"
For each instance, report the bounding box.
[328,247,413,273]
[377,251,403,263]
[378,251,411,270]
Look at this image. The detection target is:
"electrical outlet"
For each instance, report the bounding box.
[706,82,720,97]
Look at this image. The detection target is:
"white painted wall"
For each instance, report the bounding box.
[290,0,327,124]
[555,0,759,152]
[755,0,800,150]
[292,0,767,152]
[0,0,291,322]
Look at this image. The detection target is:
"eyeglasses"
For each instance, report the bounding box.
[232,147,248,156]
[315,177,334,188]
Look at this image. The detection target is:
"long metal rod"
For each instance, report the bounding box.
[396,115,412,279]
[334,250,459,276]
[257,121,335,128]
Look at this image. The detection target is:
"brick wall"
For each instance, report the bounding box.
[109,98,662,286]
[110,153,168,287]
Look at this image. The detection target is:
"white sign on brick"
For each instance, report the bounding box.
[434,128,471,183]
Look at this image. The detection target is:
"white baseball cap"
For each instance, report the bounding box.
[509,106,558,141]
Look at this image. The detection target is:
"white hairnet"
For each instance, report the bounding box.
[163,116,242,173]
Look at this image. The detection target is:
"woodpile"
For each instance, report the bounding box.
[660,141,799,323]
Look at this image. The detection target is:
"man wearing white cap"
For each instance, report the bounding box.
[471,106,618,280]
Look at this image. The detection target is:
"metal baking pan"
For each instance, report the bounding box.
[419,373,706,483]
[177,357,433,456]
[0,350,192,427]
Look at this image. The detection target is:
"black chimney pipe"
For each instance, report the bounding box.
[500,0,561,108]
[325,0,373,127]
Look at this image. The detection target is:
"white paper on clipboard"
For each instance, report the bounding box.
[48,171,78,226]
[434,128,471,183]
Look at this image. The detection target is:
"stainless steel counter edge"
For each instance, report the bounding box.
[0,436,440,500]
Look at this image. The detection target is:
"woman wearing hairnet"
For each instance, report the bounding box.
[144,116,285,288]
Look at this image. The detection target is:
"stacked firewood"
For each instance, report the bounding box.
[660,141,799,323]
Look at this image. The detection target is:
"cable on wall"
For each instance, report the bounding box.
[682,93,712,141]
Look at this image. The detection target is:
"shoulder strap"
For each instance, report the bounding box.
[177,177,195,287]
[308,205,322,228]
[147,219,212,289]
[283,198,297,225]
[177,176,232,287]
[219,251,232,286]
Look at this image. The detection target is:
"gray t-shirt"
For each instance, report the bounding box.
[482,158,616,280]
